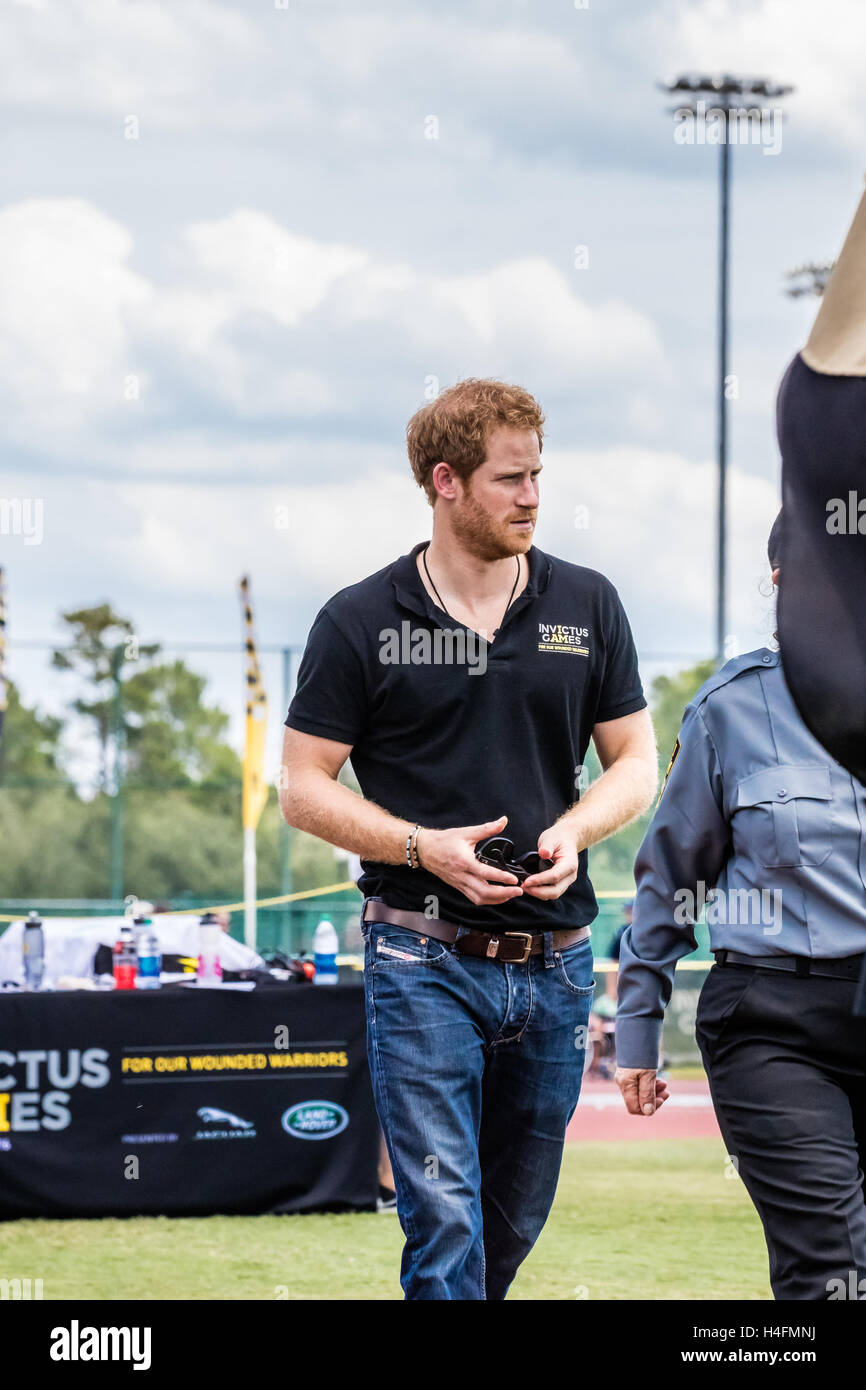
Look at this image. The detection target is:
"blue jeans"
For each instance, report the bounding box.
[362,901,595,1300]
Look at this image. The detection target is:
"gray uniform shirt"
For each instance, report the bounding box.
[616,647,866,1069]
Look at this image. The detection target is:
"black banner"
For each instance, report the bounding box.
[4,1299,864,1367]
[0,984,379,1218]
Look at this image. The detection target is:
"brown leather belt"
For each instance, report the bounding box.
[362,899,591,965]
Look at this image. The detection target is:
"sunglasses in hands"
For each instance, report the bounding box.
[474,836,554,883]
[475,831,582,901]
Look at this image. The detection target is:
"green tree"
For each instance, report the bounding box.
[52,605,240,800]
[122,659,241,808]
[0,680,66,786]
[51,605,158,790]
[0,789,105,898]
[0,601,343,910]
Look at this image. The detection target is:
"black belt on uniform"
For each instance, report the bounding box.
[714,949,866,981]
[362,899,591,965]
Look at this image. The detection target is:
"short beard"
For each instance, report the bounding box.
[449,486,532,562]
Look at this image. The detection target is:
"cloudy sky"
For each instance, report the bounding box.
[3,0,865,780]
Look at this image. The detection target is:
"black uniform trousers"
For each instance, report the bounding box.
[696,962,866,1300]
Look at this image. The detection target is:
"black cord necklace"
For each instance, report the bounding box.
[421,545,522,635]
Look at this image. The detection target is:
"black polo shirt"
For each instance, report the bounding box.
[285,542,646,932]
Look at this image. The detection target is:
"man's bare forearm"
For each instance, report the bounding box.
[557,755,658,851]
[280,770,414,866]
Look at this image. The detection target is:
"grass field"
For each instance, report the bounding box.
[0,1137,771,1300]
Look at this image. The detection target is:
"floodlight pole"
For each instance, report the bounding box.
[717,120,730,663]
[661,75,793,661]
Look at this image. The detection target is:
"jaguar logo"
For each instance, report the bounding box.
[196,1107,254,1130]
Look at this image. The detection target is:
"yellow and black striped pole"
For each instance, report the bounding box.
[239,575,268,949]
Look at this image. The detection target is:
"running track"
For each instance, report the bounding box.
[567,1078,722,1142]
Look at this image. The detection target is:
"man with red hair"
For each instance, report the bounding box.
[280,378,657,1299]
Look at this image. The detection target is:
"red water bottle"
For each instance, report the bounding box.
[113,922,137,990]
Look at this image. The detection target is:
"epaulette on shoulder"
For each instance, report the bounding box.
[686,648,779,714]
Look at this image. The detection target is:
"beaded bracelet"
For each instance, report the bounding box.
[405,823,422,869]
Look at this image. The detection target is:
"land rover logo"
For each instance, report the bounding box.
[281,1101,349,1140]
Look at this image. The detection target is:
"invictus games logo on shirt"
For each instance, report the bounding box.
[379,621,487,675]
[538,623,590,656]
[281,1101,349,1140]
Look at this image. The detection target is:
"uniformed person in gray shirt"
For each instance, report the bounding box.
[615,514,866,1300]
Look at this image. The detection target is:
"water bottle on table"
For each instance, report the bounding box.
[136,923,162,989]
[22,910,45,991]
[313,918,339,985]
[113,922,137,991]
[197,912,223,986]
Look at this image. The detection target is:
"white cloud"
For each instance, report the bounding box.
[0,197,667,437]
[99,469,429,599]
[4,0,866,163]
[436,259,665,383]
[0,198,150,416]
[0,0,260,127]
[153,215,666,415]
[181,211,369,329]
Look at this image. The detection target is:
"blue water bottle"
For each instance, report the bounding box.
[136,922,162,989]
[313,918,339,985]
